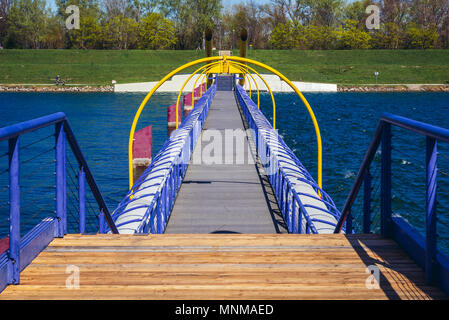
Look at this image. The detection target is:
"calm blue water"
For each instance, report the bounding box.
[0,91,448,254]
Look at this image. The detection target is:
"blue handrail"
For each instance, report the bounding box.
[112,85,217,234]
[0,112,67,141]
[235,84,341,234]
[382,113,449,143]
[334,112,449,293]
[0,113,118,290]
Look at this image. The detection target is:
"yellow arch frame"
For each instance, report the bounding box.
[229,56,323,190]
[179,61,259,127]
[245,72,251,98]
[193,63,220,110]
[128,56,323,191]
[174,61,222,129]
[193,62,262,122]
[232,63,259,109]
[199,73,207,96]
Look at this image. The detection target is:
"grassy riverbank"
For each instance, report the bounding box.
[1,49,448,85]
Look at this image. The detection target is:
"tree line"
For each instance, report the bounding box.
[0,0,448,50]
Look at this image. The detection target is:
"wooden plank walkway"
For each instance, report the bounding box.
[0,234,446,300]
[165,91,285,233]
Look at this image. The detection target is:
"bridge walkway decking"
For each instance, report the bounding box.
[0,234,445,300]
[165,91,285,234]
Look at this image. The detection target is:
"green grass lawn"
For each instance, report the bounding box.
[1,49,448,85]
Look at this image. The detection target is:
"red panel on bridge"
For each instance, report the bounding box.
[183,84,206,106]
[167,103,182,123]
[0,237,8,255]
[133,125,152,159]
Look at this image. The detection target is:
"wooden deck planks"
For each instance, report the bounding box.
[0,234,446,300]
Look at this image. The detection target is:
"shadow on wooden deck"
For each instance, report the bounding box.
[347,235,446,299]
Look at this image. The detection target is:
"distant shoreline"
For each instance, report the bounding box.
[0,85,114,92]
[2,50,449,86]
[1,84,448,93]
[338,85,449,92]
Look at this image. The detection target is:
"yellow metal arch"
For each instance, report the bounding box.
[235,65,259,108]
[129,55,323,190]
[174,61,222,129]
[244,72,251,97]
[184,62,258,125]
[227,56,323,190]
[199,72,207,96]
[128,57,223,189]
[227,62,260,111]
[192,62,220,110]
[192,67,209,101]
[242,69,259,108]
[190,63,255,119]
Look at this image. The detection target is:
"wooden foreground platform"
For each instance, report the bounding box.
[0,234,446,300]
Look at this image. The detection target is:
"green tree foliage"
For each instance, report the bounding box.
[58,0,101,48]
[42,15,65,48]
[372,22,406,49]
[1,0,448,50]
[7,0,49,48]
[407,24,438,49]
[335,19,372,49]
[68,15,102,48]
[305,25,336,49]
[0,0,13,45]
[102,15,138,49]
[138,12,177,49]
[308,0,345,27]
[270,21,295,49]
[343,0,373,28]
[55,0,100,18]
[159,0,221,49]
[270,20,371,50]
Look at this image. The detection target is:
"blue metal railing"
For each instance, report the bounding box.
[0,112,117,291]
[112,85,217,233]
[235,84,342,234]
[334,112,449,293]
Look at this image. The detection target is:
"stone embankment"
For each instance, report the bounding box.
[2,84,448,93]
[338,85,449,92]
[0,85,113,92]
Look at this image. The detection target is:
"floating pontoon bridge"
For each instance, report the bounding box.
[0,32,448,299]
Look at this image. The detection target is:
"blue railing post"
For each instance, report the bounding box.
[78,167,86,234]
[291,196,297,233]
[425,137,437,284]
[8,137,20,284]
[99,210,105,234]
[55,122,67,237]
[381,123,392,237]
[363,168,372,233]
[346,209,353,234]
